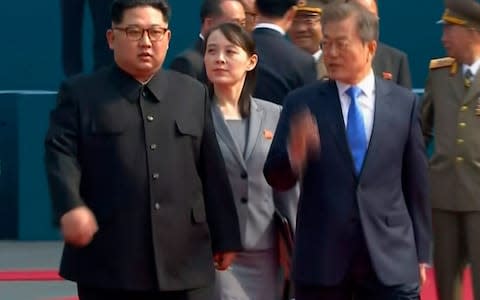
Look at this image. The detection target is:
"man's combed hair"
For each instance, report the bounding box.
[200,0,243,23]
[255,0,297,18]
[321,1,378,42]
[111,0,171,24]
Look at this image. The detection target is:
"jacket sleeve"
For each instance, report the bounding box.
[420,72,435,146]
[264,94,301,191]
[44,81,84,224]
[402,94,432,264]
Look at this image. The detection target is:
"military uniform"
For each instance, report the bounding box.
[421,1,480,299]
[293,0,328,80]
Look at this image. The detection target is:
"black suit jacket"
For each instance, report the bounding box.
[252,28,317,105]
[45,65,241,291]
[373,42,412,89]
[169,37,207,83]
[264,79,431,286]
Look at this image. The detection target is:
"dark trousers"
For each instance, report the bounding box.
[433,210,480,300]
[77,285,213,300]
[60,0,113,76]
[295,237,419,300]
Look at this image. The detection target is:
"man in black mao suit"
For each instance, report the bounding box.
[169,0,246,83]
[45,1,241,299]
[253,0,317,105]
[373,42,412,89]
[264,2,431,299]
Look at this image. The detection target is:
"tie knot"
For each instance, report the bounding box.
[346,86,362,101]
[465,69,473,79]
[465,69,474,88]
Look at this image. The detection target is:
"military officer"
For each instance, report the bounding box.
[287,0,328,80]
[421,0,480,299]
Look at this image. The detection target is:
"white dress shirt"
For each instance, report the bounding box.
[463,58,480,77]
[312,48,322,62]
[336,70,376,142]
[253,23,285,35]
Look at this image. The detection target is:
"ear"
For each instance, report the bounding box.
[246,53,258,71]
[367,39,377,61]
[285,6,297,23]
[204,17,215,32]
[106,29,115,50]
[165,29,172,43]
[165,30,171,50]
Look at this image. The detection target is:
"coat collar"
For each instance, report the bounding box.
[210,97,265,170]
[110,64,169,103]
[464,69,480,105]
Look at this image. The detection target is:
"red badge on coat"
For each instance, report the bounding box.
[263,129,273,140]
[382,72,393,80]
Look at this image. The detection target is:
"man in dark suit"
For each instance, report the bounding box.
[45,1,241,299]
[169,0,246,83]
[264,2,431,299]
[252,0,317,105]
[60,0,114,76]
[349,0,412,89]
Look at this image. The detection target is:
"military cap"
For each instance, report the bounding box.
[438,0,480,30]
[296,0,325,15]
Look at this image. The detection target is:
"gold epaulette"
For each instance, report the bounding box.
[429,57,455,69]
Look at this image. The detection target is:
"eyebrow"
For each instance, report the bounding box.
[124,23,166,27]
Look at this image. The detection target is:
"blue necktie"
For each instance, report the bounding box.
[346,86,367,176]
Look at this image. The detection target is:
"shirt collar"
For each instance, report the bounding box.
[336,70,375,98]
[312,48,322,61]
[254,23,285,35]
[463,59,480,76]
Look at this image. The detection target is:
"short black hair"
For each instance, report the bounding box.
[200,0,243,23]
[200,0,223,22]
[111,0,171,24]
[256,0,297,18]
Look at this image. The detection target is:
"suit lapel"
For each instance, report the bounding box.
[463,71,480,105]
[210,103,247,170]
[320,81,356,176]
[361,79,392,176]
[244,99,264,162]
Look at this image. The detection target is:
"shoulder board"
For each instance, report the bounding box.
[429,57,455,70]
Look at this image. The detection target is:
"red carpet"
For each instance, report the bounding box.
[0,268,474,299]
[0,269,62,281]
[421,268,473,300]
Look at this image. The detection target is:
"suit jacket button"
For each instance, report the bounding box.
[152,173,159,179]
[241,171,247,179]
[146,115,154,122]
[154,203,160,210]
[150,144,157,150]
[241,197,248,204]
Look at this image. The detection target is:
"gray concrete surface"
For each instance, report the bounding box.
[0,241,76,300]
